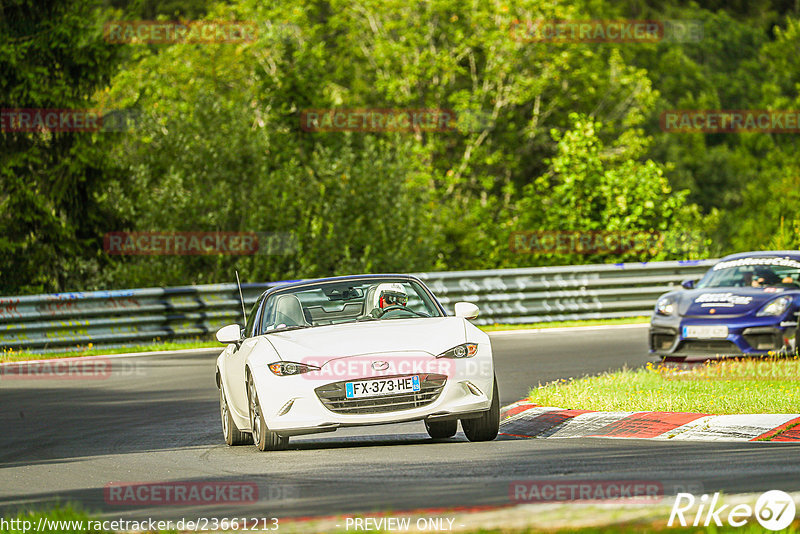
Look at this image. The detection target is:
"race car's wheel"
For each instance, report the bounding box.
[462,377,499,442]
[425,419,457,439]
[247,373,288,451]
[220,382,252,446]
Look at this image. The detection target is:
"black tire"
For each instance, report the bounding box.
[247,373,289,451]
[219,382,253,446]
[462,377,500,442]
[425,419,457,439]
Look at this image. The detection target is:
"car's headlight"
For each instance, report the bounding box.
[268,361,320,376]
[757,296,792,317]
[656,297,676,316]
[436,343,478,359]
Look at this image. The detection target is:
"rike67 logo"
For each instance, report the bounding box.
[669,490,796,530]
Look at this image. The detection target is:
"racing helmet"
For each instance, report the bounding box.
[753,266,781,285]
[374,283,408,309]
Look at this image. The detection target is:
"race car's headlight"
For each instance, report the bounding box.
[268,361,320,376]
[656,297,676,316]
[436,343,478,359]
[757,296,792,317]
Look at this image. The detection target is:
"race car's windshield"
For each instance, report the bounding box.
[696,257,800,289]
[260,278,443,332]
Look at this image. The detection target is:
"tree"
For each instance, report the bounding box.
[0,0,123,294]
[513,114,705,264]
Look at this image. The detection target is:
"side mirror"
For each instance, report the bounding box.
[454,302,479,320]
[680,279,696,290]
[216,324,243,345]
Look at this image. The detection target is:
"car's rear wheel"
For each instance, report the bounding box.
[425,419,457,439]
[462,377,500,442]
[247,373,288,451]
[220,382,252,446]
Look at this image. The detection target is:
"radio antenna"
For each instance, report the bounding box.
[235,270,247,324]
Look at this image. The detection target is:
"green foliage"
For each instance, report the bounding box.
[513,114,705,264]
[2,0,799,295]
[0,0,124,294]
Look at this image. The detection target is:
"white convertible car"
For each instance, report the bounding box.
[215,274,499,451]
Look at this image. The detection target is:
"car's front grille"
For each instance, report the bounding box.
[674,340,741,355]
[315,373,447,415]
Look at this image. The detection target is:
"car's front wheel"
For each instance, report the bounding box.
[425,419,457,439]
[220,381,253,446]
[462,377,500,442]
[247,373,288,451]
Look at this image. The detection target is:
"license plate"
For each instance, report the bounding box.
[345,376,420,399]
[682,325,728,339]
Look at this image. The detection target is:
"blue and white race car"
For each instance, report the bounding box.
[650,251,800,361]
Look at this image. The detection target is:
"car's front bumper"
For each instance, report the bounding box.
[249,349,495,436]
[265,377,492,436]
[649,314,798,361]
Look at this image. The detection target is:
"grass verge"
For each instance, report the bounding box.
[1,338,219,363]
[1,318,649,363]
[529,357,800,416]
[0,503,116,533]
[4,500,800,533]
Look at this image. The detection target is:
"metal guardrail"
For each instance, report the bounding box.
[0,260,715,352]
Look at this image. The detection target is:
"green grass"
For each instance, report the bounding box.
[327,525,800,533]
[0,503,115,533]
[496,524,800,533]
[5,502,800,533]
[529,357,800,417]
[1,338,219,363]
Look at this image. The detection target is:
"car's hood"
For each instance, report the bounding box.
[263,317,466,362]
[669,287,792,317]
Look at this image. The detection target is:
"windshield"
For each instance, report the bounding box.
[260,278,443,333]
[697,257,800,289]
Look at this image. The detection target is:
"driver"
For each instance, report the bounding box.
[750,267,783,288]
[369,283,409,318]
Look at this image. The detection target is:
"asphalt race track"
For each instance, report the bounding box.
[2,324,800,522]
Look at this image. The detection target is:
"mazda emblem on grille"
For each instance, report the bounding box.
[315,374,448,415]
[371,361,389,371]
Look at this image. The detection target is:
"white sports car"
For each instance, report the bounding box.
[215,274,498,451]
